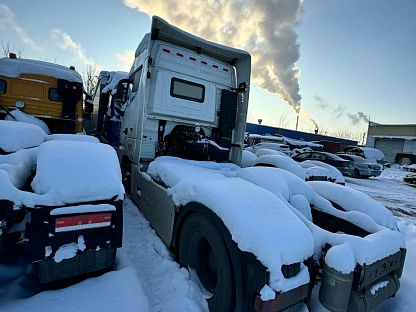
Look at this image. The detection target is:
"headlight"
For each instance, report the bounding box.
[15,101,25,109]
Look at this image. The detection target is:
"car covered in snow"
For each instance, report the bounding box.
[338,153,382,178]
[0,120,124,285]
[403,164,416,186]
[250,142,291,156]
[292,151,354,177]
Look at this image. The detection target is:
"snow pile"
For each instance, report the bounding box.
[253,155,306,180]
[0,149,34,188]
[31,140,125,205]
[2,267,150,312]
[255,148,288,157]
[324,245,355,274]
[309,181,399,231]
[0,120,46,152]
[283,137,322,148]
[5,110,51,134]
[241,149,257,167]
[370,280,389,295]
[147,157,314,292]
[235,166,405,272]
[45,134,99,143]
[101,71,129,95]
[300,163,330,180]
[291,147,312,157]
[0,58,82,83]
[300,160,345,183]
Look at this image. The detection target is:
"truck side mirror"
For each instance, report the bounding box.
[115,79,130,104]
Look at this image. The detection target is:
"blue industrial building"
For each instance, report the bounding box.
[246,123,358,150]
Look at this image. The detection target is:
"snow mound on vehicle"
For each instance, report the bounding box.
[148,157,314,293]
[31,140,124,204]
[300,160,344,183]
[253,155,306,180]
[45,134,100,143]
[0,120,46,152]
[255,148,288,157]
[5,110,51,134]
[302,165,330,180]
[308,181,399,231]
[239,167,405,272]
[241,150,257,167]
[0,149,37,188]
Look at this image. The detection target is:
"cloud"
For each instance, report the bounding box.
[116,50,135,72]
[50,28,97,67]
[0,4,42,51]
[122,0,318,127]
[333,105,344,118]
[347,111,369,125]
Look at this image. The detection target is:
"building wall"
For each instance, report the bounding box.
[368,123,416,136]
[245,123,357,149]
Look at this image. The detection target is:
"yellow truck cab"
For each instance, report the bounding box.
[0,54,84,133]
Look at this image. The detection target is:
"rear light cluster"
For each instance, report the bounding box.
[55,213,112,232]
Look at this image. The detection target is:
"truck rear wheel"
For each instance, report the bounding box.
[178,213,235,312]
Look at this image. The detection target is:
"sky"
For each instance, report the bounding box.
[0,0,415,135]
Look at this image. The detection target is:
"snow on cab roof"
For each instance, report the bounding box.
[0,58,83,83]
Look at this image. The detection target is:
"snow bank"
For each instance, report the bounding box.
[45,134,99,143]
[0,58,82,83]
[147,158,314,292]
[301,160,345,183]
[324,244,355,274]
[308,181,398,231]
[0,120,46,152]
[241,150,256,167]
[253,155,306,180]
[31,140,125,204]
[2,267,150,312]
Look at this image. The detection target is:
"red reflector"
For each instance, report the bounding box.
[189,57,196,61]
[223,68,229,72]
[213,65,218,68]
[201,61,207,65]
[55,213,112,232]
[163,48,170,53]
[176,53,183,57]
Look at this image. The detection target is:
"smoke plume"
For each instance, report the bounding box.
[123,0,318,127]
[314,94,344,118]
[347,112,369,125]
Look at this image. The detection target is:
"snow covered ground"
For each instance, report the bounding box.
[2,168,416,311]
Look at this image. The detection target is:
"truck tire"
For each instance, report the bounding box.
[178,213,235,312]
[121,160,132,195]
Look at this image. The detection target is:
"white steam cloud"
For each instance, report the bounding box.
[123,0,317,127]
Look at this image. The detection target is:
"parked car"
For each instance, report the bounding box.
[340,146,388,167]
[292,151,354,176]
[338,154,382,178]
[404,165,416,186]
[250,142,291,156]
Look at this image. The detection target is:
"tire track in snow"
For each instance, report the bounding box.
[119,198,209,312]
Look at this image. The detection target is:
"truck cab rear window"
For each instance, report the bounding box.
[49,88,62,102]
[0,80,6,94]
[170,78,205,103]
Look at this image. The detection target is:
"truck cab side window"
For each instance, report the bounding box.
[131,68,142,93]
